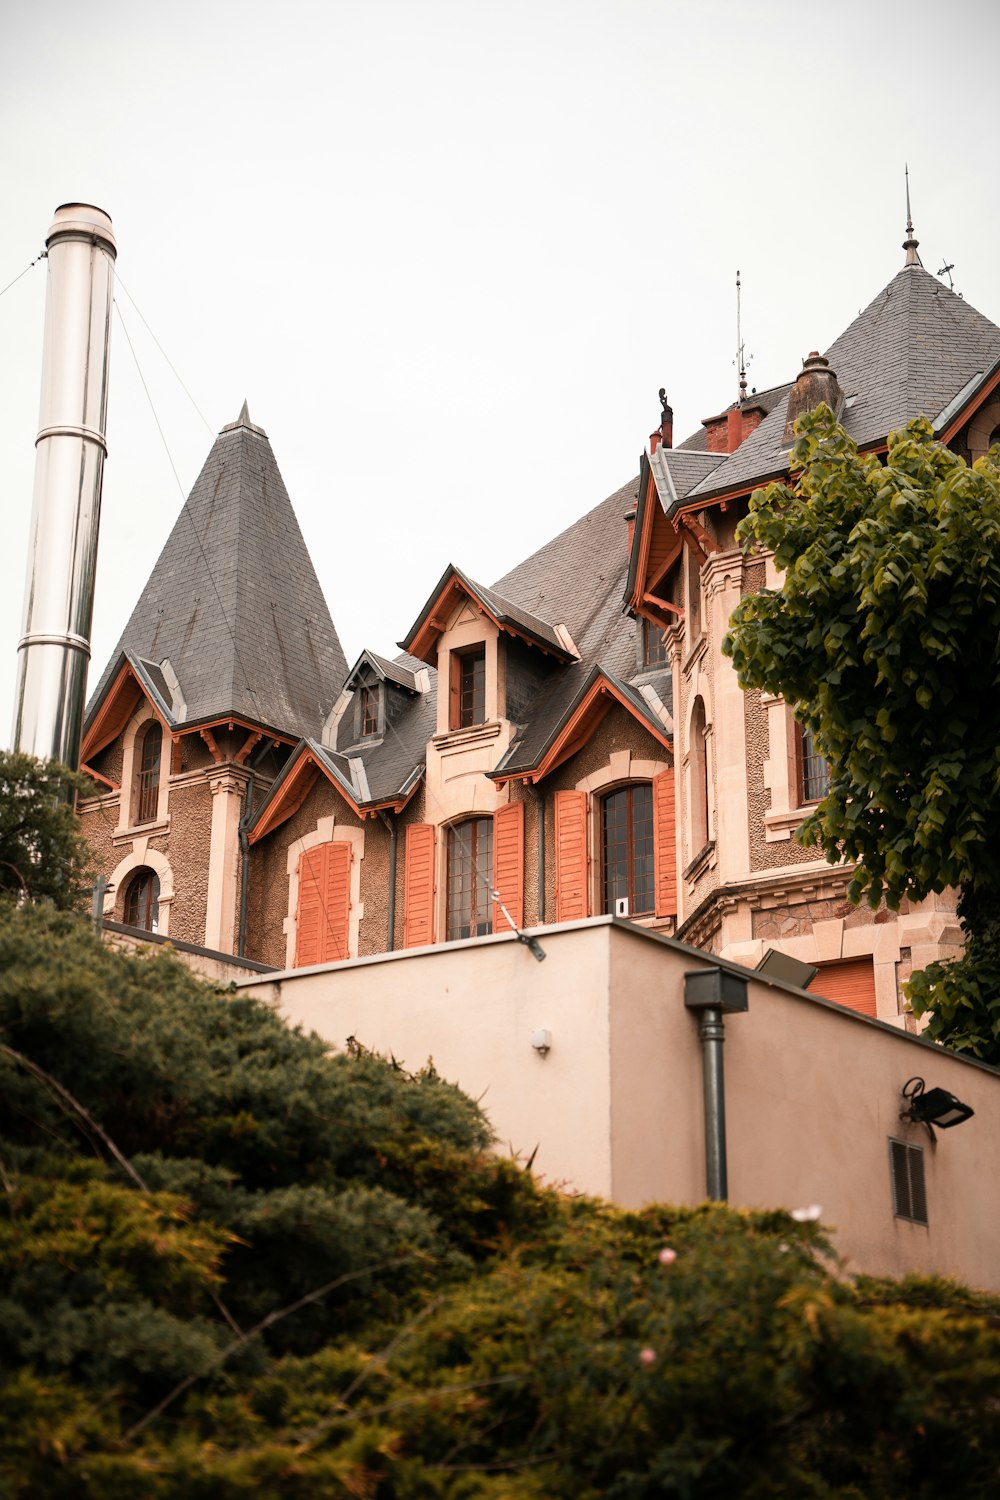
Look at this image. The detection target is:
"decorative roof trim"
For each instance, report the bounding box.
[937,357,1000,444]
[343,648,419,693]
[492,667,672,785]
[249,740,421,844]
[80,655,173,765]
[400,563,577,666]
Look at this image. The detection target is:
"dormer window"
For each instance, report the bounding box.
[451,646,486,729]
[358,683,381,738]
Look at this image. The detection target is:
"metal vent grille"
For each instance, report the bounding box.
[890,1138,928,1225]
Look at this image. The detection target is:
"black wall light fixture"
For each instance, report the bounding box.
[900,1076,975,1130]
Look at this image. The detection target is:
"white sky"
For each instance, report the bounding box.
[1,0,998,744]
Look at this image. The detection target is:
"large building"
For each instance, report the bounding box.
[78,236,1000,1027]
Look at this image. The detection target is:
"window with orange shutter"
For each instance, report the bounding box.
[295,842,352,966]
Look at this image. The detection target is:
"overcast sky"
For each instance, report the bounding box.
[1,0,998,746]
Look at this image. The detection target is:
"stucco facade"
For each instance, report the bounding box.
[243,918,1000,1293]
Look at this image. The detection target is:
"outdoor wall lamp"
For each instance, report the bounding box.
[900,1076,975,1129]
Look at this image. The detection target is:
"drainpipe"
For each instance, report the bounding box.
[13,204,117,769]
[237,777,255,959]
[683,968,748,1202]
[378,811,398,951]
[533,783,546,923]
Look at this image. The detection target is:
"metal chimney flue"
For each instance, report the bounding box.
[12,203,116,770]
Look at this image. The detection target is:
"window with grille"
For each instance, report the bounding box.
[446,818,493,940]
[889,1138,928,1225]
[798,724,830,804]
[124,868,159,932]
[359,684,381,738]
[451,647,486,729]
[602,783,654,916]
[642,618,668,668]
[134,722,162,824]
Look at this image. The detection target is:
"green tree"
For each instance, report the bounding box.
[1,901,999,1496]
[723,406,1000,1062]
[0,750,93,909]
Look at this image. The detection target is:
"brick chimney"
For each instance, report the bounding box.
[625,504,637,553]
[783,351,844,442]
[702,398,769,454]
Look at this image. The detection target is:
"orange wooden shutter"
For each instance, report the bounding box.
[295,846,325,967]
[813,957,877,1018]
[404,823,436,947]
[554,789,588,922]
[323,841,352,961]
[493,801,525,932]
[652,768,677,918]
[296,842,352,966]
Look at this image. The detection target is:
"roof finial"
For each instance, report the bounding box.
[735,269,749,404]
[903,164,922,267]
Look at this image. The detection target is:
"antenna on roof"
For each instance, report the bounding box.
[735,269,751,405]
[903,164,922,267]
[937,258,955,291]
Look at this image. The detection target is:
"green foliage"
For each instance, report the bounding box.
[2,901,999,1495]
[0,750,93,908]
[724,408,1000,1061]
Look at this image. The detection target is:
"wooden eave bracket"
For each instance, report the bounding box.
[80,763,118,792]
[200,727,224,764]
[234,730,263,766]
[641,591,684,619]
[677,511,721,561]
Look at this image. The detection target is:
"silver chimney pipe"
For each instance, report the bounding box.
[12,203,117,769]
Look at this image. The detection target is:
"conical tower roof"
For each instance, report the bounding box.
[88,403,348,738]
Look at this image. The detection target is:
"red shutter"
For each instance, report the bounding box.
[404,823,437,948]
[813,957,877,1018]
[493,801,525,932]
[324,841,352,961]
[653,768,677,918]
[296,842,353,967]
[295,847,325,967]
[554,789,588,922]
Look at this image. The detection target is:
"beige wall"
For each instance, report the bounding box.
[241,916,1000,1291]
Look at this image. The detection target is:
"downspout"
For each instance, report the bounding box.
[237,777,255,959]
[13,204,117,768]
[683,968,748,1202]
[378,810,398,952]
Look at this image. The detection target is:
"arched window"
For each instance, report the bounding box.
[133,721,162,825]
[601,783,654,915]
[446,818,493,940]
[690,696,709,851]
[124,867,159,932]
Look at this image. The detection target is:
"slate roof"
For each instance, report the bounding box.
[484,478,669,774]
[675,381,791,452]
[339,685,435,806]
[345,649,419,693]
[400,564,576,661]
[87,404,348,739]
[684,266,1000,503]
[649,446,727,511]
[331,479,657,798]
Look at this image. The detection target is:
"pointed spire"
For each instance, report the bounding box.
[221,399,267,437]
[903,164,922,268]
